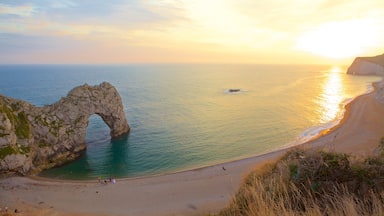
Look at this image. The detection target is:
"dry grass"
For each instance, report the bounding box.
[218,147,384,216]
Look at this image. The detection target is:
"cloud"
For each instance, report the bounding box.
[0,0,383,64]
[0,3,36,17]
[49,1,77,9]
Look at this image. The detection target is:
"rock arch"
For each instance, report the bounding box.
[60,82,130,138]
[0,82,130,175]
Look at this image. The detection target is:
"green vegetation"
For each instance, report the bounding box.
[10,102,21,111]
[34,114,49,127]
[219,145,384,216]
[0,146,17,159]
[34,114,65,137]
[15,111,30,139]
[0,144,31,159]
[0,104,30,139]
[38,142,51,148]
[74,116,84,125]
[18,145,30,154]
[66,128,74,135]
[0,104,14,123]
[0,133,9,138]
[49,119,64,137]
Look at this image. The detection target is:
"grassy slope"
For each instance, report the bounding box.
[218,142,384,216]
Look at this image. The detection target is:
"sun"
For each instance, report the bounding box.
[296,19,378,59]
[330,66,341,73]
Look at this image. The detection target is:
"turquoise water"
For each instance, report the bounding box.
[0,64,379,179]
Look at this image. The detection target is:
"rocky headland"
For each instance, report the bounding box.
[347,53,384,76]
[0,82,130,176]
[347,53,384,103]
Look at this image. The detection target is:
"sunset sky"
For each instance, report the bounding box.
[1,0,383,64]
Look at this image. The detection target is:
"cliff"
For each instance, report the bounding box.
[0,82,130,176]
[346,53,384,102]
[347,53,384,76]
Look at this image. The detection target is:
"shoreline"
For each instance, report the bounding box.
[33,94,361,183]
[37,76,380,182]
[303,78,384,152]
[1,79,384,215]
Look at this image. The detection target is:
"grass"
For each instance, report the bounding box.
[0,145,31,159]
[38,142,51,148]
[218,145,384,216]
[0,104,30,139]
[15,111,30,139]
[0,146,17,160]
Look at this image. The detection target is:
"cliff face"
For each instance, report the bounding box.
[0,82,130,176]
[347,53,384,103]
[347,54,384,76]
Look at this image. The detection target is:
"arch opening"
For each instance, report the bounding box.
[86,114,111,146]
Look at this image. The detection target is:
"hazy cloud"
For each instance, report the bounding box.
[0,3,37,17]
[0,0,383,64]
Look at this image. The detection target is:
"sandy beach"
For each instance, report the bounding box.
[1,80,384,216]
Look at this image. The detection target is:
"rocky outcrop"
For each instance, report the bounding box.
[347,54,384,76]
[347,53,384,103]
[0,82,130,176]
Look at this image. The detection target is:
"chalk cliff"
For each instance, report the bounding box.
[347,54,384,76]
[346,53,384,103]
[0,82,130,176]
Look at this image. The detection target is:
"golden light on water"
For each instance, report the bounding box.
[330,66,341,73]
[317,66,345,123]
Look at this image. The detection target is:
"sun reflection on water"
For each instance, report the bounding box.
[317,66,345,123]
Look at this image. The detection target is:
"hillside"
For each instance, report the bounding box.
[218,146,384,216]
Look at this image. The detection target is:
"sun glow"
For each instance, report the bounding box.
[1,1,384,64]
[296,19,379,59]
[317,68,345,123]
[330,66,342,73]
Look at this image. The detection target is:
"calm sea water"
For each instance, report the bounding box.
[0,64,379,179]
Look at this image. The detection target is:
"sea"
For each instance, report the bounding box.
[0,64,380,180]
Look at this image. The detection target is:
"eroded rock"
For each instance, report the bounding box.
[0,82,130,176]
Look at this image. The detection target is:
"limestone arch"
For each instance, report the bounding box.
[62,82,130,140]
[0,82,130,175]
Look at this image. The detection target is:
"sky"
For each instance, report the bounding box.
[0,0,383,64]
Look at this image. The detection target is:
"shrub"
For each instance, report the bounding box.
[218,149,384,216]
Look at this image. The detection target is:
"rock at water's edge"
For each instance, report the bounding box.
[0,82,130,176]
[347,53,384,103]
[347,54,384,76]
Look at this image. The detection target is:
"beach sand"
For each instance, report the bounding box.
[1,81,384,216]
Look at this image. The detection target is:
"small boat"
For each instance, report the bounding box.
[228,89,241,93]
